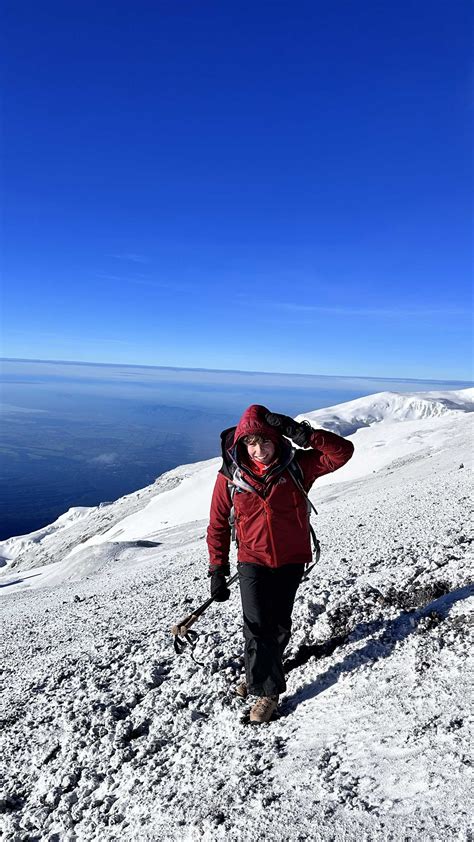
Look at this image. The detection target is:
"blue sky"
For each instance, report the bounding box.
[2,1,472,380]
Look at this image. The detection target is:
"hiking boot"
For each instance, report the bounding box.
[236,682,248,699]
[249,695,278,724]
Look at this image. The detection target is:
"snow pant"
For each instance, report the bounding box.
[238,561,305,697]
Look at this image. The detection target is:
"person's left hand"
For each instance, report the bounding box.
[210,570,231,602]
[266,412,312,447]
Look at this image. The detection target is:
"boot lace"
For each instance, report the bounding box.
[253,695,277,714]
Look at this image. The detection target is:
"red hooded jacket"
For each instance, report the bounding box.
[207,404,354,571]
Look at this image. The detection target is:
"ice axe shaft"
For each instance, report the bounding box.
[171,572,239,638]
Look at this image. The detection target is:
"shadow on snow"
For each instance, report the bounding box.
[282,583,473,714]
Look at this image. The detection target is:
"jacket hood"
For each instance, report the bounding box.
[233,404,282,446]
[218,405,293,483]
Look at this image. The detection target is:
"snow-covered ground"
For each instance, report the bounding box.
[0,389,473,841]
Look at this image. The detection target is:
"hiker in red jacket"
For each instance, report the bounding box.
[207,404,354,723]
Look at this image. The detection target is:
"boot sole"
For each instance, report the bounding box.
[241,708,280,725]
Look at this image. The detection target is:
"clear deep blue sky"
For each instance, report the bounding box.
[2,1,472,379]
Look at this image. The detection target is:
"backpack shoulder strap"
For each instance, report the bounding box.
[287,458,318,516]
[226,466,260,544]
[286,458,321,567]
[287,458,304,483]
[227,481,237,543]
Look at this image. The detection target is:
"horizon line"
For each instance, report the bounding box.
[1,356,472,386]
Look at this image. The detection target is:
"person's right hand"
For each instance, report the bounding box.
[210,570,231,602]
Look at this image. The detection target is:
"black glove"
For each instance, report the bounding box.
[266,412,312,447]
[210,569,230,602]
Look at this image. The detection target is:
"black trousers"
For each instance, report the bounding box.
[238,562,305,697]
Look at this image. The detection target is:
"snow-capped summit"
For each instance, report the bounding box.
[297,387,474,436]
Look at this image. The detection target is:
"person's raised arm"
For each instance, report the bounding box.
[266,411,354,479]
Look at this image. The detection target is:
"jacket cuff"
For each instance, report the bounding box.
[208,563,230,577]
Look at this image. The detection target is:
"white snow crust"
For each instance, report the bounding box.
[0,389,473,841]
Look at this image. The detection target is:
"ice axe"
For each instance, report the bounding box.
[171,572,239,657]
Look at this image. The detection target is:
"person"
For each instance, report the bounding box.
[206,404,354,723]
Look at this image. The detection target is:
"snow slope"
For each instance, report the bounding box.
[0,389,473,841]
[297,387,474,435]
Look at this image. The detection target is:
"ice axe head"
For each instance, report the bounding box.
[171,609,202,656]
[172,628,199,655]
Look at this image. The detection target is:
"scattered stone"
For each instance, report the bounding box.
[190,709,208,721]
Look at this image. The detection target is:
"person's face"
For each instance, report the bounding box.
[246,438,276,465]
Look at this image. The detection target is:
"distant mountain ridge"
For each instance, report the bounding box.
[297,388,474,437]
